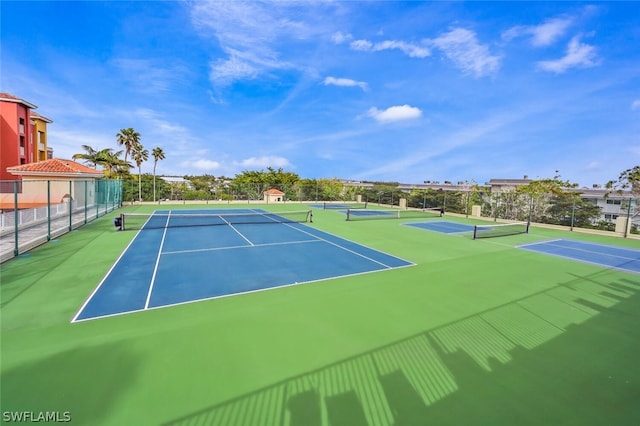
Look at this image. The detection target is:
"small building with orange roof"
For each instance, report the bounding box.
[1,159,103,210]
[263,188,285,203]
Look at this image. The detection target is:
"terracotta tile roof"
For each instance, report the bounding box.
[265,188,285,195]
[7,159,104,177]
[0,92,38,109]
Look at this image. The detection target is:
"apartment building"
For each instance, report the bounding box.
[0,93,53,186]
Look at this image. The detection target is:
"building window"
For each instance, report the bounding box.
[604,214,619,221]
[19,117,25,134]
[606,199,621,205]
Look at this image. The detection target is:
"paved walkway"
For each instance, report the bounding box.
[0,206,118,263]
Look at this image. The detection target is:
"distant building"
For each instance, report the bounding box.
[0,93,53,189]
[264,188,285,203]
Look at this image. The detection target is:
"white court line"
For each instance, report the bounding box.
[220,215,255,246]
[72,209,415,322]
[517,239,563,249]
[144,212,172,309]
[71,261,415,323]
[162,239,322,255]
[70,221,146,323]
[281,222,404,269]
[531,240,640,262]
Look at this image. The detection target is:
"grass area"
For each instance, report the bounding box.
[1,203,639,425]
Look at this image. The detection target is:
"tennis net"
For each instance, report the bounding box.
[346,207,443,221]
[120,210,313,230]
[473,221,529,239]
[324,201,368,209]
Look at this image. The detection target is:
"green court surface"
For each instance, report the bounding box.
[1,204,639,425]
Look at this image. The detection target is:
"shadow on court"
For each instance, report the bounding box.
[163,273,640,426]
[1,341,141,424]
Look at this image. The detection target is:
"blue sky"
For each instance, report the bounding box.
[2,1,639,186]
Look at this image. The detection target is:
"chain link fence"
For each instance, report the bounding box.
[0,179,122,262]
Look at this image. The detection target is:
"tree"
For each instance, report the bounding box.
[131,141,149,202]
[116,128,141,163]
[98,149,130,178]
[607,166,640,195]
[515,173,577,222]
[72,145,102,168]
[151,147,166,202]
[72,146,130,177]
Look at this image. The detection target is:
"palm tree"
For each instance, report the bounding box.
[116,128,140,163]
[97,149,130,178]
[151,147,166,202]
[131,141,149,202]
[72,145,102,168]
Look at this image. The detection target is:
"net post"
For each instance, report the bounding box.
[309,210,313,223]
[473,225,478,240]
[346,209,350,221]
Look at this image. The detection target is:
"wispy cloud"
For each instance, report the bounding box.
[537,34,599,73]
[237,156,292,169]
[631,99,640,110]
[503,16,574,47]
[350,39,430,58]
[429,28,501,77]
[324,76,368,91]
[346,28,498,77]
[367,105,422,123]
[112,58,188,93]
[190,159,222,171]
[189,1,334,92]
[331,31,352,44]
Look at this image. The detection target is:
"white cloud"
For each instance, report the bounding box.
[631,100,640,110]
[190,159,222,171]
[190,2,335,90]
[367,105,422,123]
[209,55,260,88]
[237,156,292,169]
[429,28,501,77]
[331,31,352,44]
[503,17,573,47]
[350,39,430,58]
[324,76,368,91]
[537,35,599,73]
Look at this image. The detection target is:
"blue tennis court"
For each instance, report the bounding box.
[404,221,475,234]
[73,209,414,321]
[518,239,640,274]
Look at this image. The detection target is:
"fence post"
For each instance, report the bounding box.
[69,180,73,231]
[47,180,51,241]
[570,200,576,231]
[625,197,632,238]
[13,180,19,256]
[84,180,88,224]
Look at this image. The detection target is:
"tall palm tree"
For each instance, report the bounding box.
[116,128,140,163]
[131,141,149,202]
[151,147,166,202]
